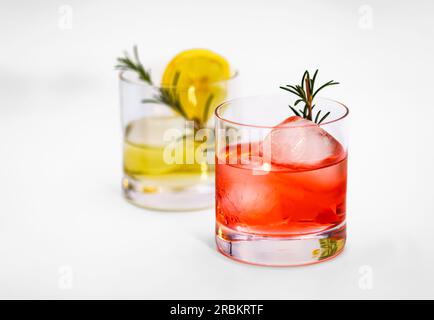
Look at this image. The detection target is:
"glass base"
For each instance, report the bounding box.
[215,222,346,266]
[122,175,214,211]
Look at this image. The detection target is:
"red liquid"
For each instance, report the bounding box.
[216,143,347,237]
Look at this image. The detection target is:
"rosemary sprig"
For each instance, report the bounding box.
[142,71,187,117]
[116,45,153,84]
[116,46,214,130]
[202,94,214,124]
[280,70,339,124]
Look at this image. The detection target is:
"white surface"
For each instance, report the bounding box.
[1,0,434,299]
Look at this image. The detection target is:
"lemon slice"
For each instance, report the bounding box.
[161,49,231,124]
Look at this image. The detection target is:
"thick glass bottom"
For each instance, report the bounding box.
[122,174,214,211]
[215,222,346,266]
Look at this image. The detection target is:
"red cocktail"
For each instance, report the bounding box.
[215,95,349,266]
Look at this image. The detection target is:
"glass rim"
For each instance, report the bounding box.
[215,95,349,129]
[118,69,239,89]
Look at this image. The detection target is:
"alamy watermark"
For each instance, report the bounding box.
[358,265,374,290]
[58,265,73,290]
[358,5,374,30]
[58,5,73,30]
[160,121,272,175]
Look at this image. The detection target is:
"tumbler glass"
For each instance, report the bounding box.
[215,93,348,266]
[120,69,238,211]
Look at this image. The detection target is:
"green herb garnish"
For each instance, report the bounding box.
[116,45,153,84]
[280,70,339,124]
[115,46,213,130]
[318,238,344,260]
[141,71,190,121]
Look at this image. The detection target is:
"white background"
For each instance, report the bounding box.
[1,0,433,299]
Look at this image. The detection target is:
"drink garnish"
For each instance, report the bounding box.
[116,45,153,84]
[116,46,230,130]
[161,48,230,125]
[279,70,339,124]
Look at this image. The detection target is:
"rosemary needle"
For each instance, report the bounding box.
[280,70,339,124]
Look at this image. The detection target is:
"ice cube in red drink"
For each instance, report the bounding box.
[262,116,344,169]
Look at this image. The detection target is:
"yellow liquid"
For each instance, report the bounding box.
[123,116,214,189]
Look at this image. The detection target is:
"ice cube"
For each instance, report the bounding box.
[216,172,283,228]
[126,115,186,147]
[262,116,344,168]
[216,152,288,229]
